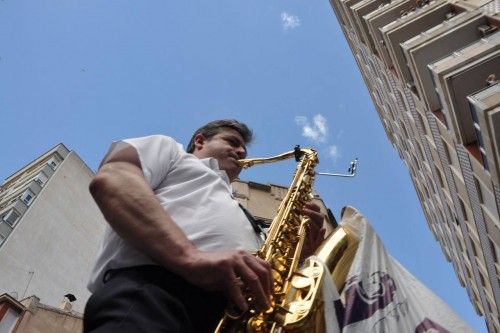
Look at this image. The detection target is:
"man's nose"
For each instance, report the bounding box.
[235,146,246,159]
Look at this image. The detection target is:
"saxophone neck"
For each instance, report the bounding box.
[238,147,318,169]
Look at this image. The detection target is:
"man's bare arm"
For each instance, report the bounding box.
[89,146,271,311]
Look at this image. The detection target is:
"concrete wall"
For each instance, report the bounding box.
[15,296,83,333]
[233,180,335,233]
[0,152,106,312]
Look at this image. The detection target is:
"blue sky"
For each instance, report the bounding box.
[0,1,486,331]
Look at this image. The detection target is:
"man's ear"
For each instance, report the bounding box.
[193,133,206,151]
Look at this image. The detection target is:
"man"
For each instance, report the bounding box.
[84,119,325,333]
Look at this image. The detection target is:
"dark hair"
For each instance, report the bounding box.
[186,119,253,153]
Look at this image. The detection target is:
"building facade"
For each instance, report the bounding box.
[0,293,83,333]
[0,144,106,313]
[327,0,499,330]
[233,179,338,232]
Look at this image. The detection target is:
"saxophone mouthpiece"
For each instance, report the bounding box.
[237,159,254,169]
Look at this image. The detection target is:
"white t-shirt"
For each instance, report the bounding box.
[88,135,261,292]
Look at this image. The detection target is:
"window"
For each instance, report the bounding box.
[465,265,472,279]
[479,150,489,171]
[474,178,484,204]
[459,197,468,221]
[489,238,498,263]
[2,209,20,227]
[46,154,62,170]
[33,172,48,187]
[416,112,428,136]
[435,166,444,188]
[21,189,35,206]
[470,107,489,170]
[486,299,493,314]
[0,308,21,333]
[472,240,478,257]
[479,270,486,287]
[442,141,452,163]
[457,238,463,252]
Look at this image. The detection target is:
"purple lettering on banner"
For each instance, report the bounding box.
[343,271,397,325]
[415,318,450,333]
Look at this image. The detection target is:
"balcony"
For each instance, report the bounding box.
[429,31,500,146]
[467,84,500,184]
[364,0,414,63]
[401,11,496,113]
[341,0,367,32]
[0,198,29,247]
[351,0,386,52]
[380,1,463,84]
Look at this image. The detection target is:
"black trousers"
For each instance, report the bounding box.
[83,265,226,333]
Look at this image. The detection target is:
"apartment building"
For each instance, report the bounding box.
[327,0,499,330]
[0,144,106,312]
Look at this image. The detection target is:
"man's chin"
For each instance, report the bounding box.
[227,168,242,182]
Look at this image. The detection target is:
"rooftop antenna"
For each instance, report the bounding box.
[22,270,35,299]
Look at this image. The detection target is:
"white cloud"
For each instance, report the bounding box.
[313,114,327,138]
[281,12,300,30]
[294,114,328,143]
[295,115,343,164]
[328,145,340,160]
[295,116,307,126]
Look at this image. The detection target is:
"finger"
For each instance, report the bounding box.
[313,228,327,249]
[304,216,322,241]
[301,237,314,259]
[225,274,248,312]
[305,227,327,259]
[249,257,273,299]
[243,256,271,310]
[237,257,270,310]
[302,208,324,228]
[319,227,326,239]
[304,201,321,212]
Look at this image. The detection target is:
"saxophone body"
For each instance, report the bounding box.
[215,148,357,333]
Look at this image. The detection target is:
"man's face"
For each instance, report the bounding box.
[192,128,247,181]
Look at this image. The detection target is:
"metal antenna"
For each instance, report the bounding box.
[22,270,35,299]
[317,158,358,178]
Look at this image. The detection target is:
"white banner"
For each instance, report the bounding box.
[335,206,474,333]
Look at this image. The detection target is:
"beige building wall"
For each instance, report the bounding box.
[327,0,499,330]
[0,145,107,313]
[233,179,337,233]
[15,296,83,333]
[0,294,83,333]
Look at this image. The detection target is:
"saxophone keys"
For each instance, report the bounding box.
[277,305,294,314]
[281,300,314,326]
[271,255,287,273]
[290,275,312,290]
[292,271,308,278]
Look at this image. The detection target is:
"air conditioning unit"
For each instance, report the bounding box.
[478,24,498,37]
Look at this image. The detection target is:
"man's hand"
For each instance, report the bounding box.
[301,202,327,259]
[178,249,272,313]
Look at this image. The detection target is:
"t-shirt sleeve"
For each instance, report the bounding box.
[100,135,181,189]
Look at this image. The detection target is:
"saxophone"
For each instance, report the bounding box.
[215,147,358,333]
